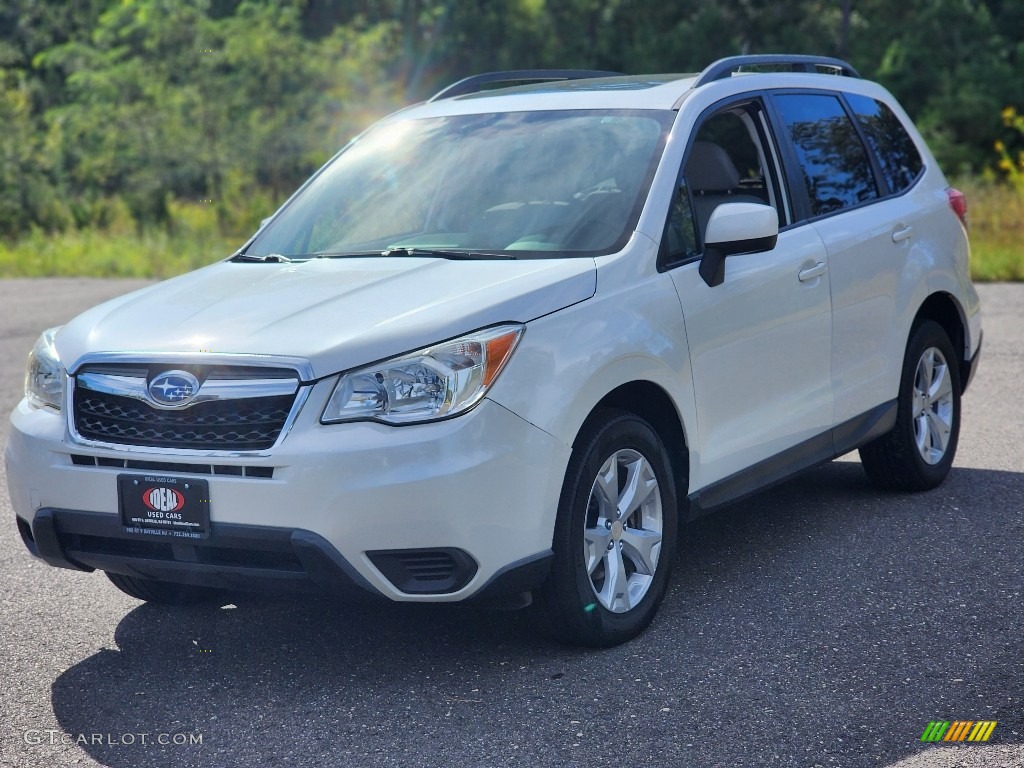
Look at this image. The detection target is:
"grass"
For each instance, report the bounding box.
[956,179,1024,281]
[0,227,237,279]
[0,182,1021,281]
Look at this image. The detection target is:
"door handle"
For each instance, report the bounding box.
[892,225,914,242]
[798,262,827,282]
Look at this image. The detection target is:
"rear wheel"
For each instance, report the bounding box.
[530,409,678,647]
[860,320,961,491]
[105,571,218,605]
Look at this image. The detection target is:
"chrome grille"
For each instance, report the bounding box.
[72,364,301,451]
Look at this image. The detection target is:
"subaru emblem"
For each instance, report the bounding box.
[148,370,200,407]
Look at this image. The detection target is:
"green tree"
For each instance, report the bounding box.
[33,0,401,233]
[2,0,1023,245]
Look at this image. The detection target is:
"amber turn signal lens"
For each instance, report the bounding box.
[484,331,521,387]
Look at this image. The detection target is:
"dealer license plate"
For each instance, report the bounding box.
[117,474,210,539]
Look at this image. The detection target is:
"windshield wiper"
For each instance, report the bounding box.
[234,248,519,262]
[380,247,517,260]
[232,253,293,263]
[311,251,390,259]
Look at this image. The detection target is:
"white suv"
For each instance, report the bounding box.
[6,56,982,646]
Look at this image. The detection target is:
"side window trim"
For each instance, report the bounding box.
[836,93,891,197]
[754,109,793,226]
[762,91,814,224]
[658,91,788,272]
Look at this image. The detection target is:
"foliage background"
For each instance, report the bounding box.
[0,0,1021,278]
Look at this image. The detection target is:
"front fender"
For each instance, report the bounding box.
[487,237,700,489]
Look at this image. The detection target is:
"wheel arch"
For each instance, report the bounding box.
[583,381,691,522]
[913,291,969,393]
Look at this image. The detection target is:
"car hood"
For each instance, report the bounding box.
[55,256,596,379]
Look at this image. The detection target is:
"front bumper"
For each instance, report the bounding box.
[19,508,378,597]
[6,386,569,603]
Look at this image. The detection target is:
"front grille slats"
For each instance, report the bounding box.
[70,454,275,479]
[73,365,299,451]
[76,397,291,427]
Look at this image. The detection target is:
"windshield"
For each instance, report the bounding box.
[245,109,673,259]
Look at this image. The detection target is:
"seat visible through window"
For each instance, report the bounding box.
[685,140,767,236]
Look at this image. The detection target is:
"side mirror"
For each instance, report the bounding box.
[698,202,779,287]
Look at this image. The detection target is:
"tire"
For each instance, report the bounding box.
[105,571,218,605]
[530,409,679,647]
[859,320,961,492]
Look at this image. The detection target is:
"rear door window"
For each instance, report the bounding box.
[844,93,923,194]
[772,93,879,217]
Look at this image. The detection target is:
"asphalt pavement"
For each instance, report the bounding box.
[1,279,1021,768]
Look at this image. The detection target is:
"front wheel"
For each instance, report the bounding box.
[530,409,679,647]
[859,320,962,491]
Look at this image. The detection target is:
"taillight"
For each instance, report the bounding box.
[947,187,968,229]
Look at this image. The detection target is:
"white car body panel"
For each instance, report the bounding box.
[486,232,698,472]
[668,225,833,487]
[54,257,596,379]
[822,175,949,424]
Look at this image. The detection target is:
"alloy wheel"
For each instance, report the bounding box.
[912,346,954,465]
[582,448,664,613]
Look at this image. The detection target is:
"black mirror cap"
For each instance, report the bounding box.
[698,234,778,288]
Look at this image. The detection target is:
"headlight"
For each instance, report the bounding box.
[322,324,523,425]
[25,327,65,411]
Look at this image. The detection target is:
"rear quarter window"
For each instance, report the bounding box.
[844,93,923,194]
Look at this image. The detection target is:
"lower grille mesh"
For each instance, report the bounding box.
[74,389,295,451]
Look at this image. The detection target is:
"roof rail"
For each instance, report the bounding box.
[428,69,624,102]
[693,55,861,87]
